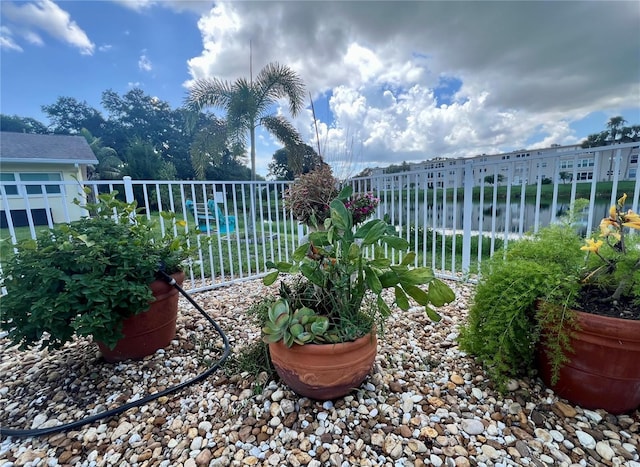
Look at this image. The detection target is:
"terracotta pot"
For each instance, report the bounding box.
[98,272,184,363]
[269,333,378,400]
[538,309,640,414]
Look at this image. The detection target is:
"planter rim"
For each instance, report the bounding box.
[270,333,376,353]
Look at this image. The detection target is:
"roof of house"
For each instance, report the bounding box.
[0,132,98,165]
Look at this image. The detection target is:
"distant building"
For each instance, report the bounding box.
[367,143,639,189]
[0,132,98,227]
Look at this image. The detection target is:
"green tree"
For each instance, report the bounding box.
[484,174,505,185]
[384,161,411,174]
[582,116,640,148]
[123,140,176,181]
[80,129,123,180]
[559,171,572,184]
[581,131,609,148]
[1,114,48,134]
[101,89,193,179]
[186,62,306,181]
[268,144,324,180]
[606,116,627,144]
[42,97,105,136]
[189,113,245,180]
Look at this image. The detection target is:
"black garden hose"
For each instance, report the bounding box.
[0,271,231,438]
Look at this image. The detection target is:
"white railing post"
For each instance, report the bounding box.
[461,160,474,275]
[123,176,135,204]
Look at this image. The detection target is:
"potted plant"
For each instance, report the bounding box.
[261,186,456,399]
[283,165,339,228]
[0,191,196,362]
[458,195,640,414]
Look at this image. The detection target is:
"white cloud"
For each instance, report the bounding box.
[138,53,153,72]
[1,0,94,55]
[184,2,640,176]
[99,44,113,53]
[0,25,23,52]
[0,36,23,52]
[23,30,43,46]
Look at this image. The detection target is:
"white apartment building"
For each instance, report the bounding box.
[368,143,639,189]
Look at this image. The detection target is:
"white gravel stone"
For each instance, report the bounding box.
[461,419,484,435]
[576,430,596,449]
[0,279,636,467]
[595,441,615,461]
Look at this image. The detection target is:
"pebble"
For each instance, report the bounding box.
[461,419,485,435]
[0,279,637,467]
[576,430,597,449]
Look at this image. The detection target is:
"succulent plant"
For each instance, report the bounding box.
[262,298,332,347]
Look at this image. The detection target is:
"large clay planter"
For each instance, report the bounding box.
[269,333,378,400]
[538,310,640,414]
[98,272,184,363]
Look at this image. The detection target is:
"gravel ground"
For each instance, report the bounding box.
[0,279,638,467]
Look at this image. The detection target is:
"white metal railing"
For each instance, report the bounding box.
[1,142,638,292]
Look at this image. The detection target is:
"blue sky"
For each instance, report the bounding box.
[1,1,639,179]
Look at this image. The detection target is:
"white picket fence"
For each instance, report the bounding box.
[1,142,638,293]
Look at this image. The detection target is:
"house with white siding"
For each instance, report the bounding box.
[0,132,98,227]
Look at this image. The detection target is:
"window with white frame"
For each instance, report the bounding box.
[0,172,63,195]
[577,172,593,181]
[559,160,573,169]
[577,158,594,168]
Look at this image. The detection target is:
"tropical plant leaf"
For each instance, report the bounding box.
[381,235,409,250]
[263,270,279,286]
[429,279,456,306]
[395,286,410,310]
[329,198,352,231]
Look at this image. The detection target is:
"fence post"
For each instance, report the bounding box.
[123,176,135,204]
[461,160,474,276]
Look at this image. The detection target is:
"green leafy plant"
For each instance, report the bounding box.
[263,185,456,346]
[0,191,198,350]
[459,197,640,390]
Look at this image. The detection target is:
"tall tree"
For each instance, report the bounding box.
[581,116,640,148]
[101,89,193,179]
[189,113,245,180]
[268,144,324,180]
[42,97,105,136]
[123,140,176,181]
[80,129,123,180]
[1,114,48,134]
[185,62,306,181]
[606,116,627,144]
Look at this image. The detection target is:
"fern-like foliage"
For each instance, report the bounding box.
[458,222,584,390]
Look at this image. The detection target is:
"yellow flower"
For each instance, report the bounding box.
[617,193,628,207]
[581,238,603,253]
[609,204,617,219]
[599,217,620,239]
[623,210,640,222]
[622,210,640,230]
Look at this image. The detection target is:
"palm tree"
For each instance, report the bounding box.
[606,116,627,144]
[186,62,306,181]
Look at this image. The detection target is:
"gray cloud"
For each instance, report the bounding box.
[184,1,640,174]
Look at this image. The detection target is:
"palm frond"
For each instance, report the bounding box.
[185,78,234,112]
[262,115,304,147]
[255,62,306,116]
